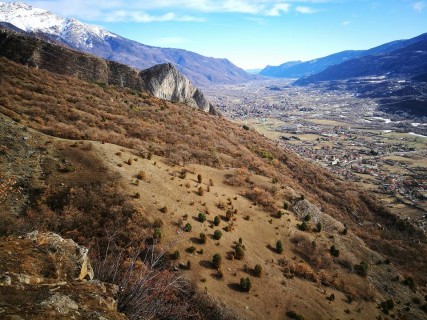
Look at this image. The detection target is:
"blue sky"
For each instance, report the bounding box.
[19,1,427,69]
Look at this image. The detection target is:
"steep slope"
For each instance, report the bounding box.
[0,28,212,113]
[261,32,427,78]
[296,39,427,84]
[0,2,255,87]
[1,60,427,319]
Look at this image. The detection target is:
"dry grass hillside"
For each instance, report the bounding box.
[1,56,426,319]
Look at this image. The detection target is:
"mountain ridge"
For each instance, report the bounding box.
[0,1,256,87]
[295,37,427,84]
[0,27,213,112]
[261,32,427,78]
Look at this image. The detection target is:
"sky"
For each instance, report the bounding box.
[11,0,427,69]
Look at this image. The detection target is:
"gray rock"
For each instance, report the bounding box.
[40,293,79,315]
[139,63,210,112]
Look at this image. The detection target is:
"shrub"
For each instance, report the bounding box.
[235,244,245,260]
[379,299,395,315]
[242,125,249,130]
[240,277,252,292]
[277,210,285,218]
[213,230,222,240]
[200,233,207,244]
[298,221,309,232]
[153,218,164,228]
[198,186,204,196]
[212,253,222,268]
[283,202,289,210]
[276,240,283,254]
[254,264,262,277]
[198,212,206,222]
[402,277,416,292]
[226,210,234,221]
[153,228,162,242]
[354,261,368,277]
[214,216,221,226]
[256,150,274,160]
[286,310,305,320]
[272,177,278,184]
[186,246,196,253]
[330,245,340,257]
[183,223,192,232]
[171,250,180,260]
[315,222,322,232]
[197,174,202,184]
[136,170,146,180]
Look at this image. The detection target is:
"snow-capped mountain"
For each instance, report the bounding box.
[0,2,255,86]
[0,2,115,50]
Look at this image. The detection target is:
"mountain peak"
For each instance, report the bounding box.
[0,1,255,86]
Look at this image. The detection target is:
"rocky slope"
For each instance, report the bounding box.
[0,2,255,87]
[0,231,126,320]
[261,32,427,78]
[0,27,212,113]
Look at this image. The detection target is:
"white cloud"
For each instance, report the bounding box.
[104,11,205,23]
[25,0,328,21]
[412,1,426,12]
[295,6,317,14]
[342,20,350,26]
[266,3,291,16]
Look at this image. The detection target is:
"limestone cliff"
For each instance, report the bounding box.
[139,63,210,112]
[0,27,213,113]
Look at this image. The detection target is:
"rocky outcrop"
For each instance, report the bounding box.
[0,28,214,113]
[0,232,126,320]
[139,63,210,112]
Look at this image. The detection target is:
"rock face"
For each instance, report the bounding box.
[0,27,214,113]
[140,63,210,112]
[0,232,126,320]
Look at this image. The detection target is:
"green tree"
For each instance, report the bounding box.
[213,230,222,240]
[214,215,221,226]
[240,277,252,292]
[212,253,222,268]
[276,240,283,254]
[198,212,206,222]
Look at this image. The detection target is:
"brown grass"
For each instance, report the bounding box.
[1,55,426,287]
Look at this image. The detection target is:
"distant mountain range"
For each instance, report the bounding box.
[0,2,255,87]
[295,36,427,84]
[260,33,427,79]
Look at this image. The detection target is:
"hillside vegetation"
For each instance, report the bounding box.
[1,56,426,319]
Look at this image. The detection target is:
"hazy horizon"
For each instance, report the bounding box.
[3,0,427,69]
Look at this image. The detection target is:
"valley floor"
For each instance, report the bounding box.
[205,79,427,231]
